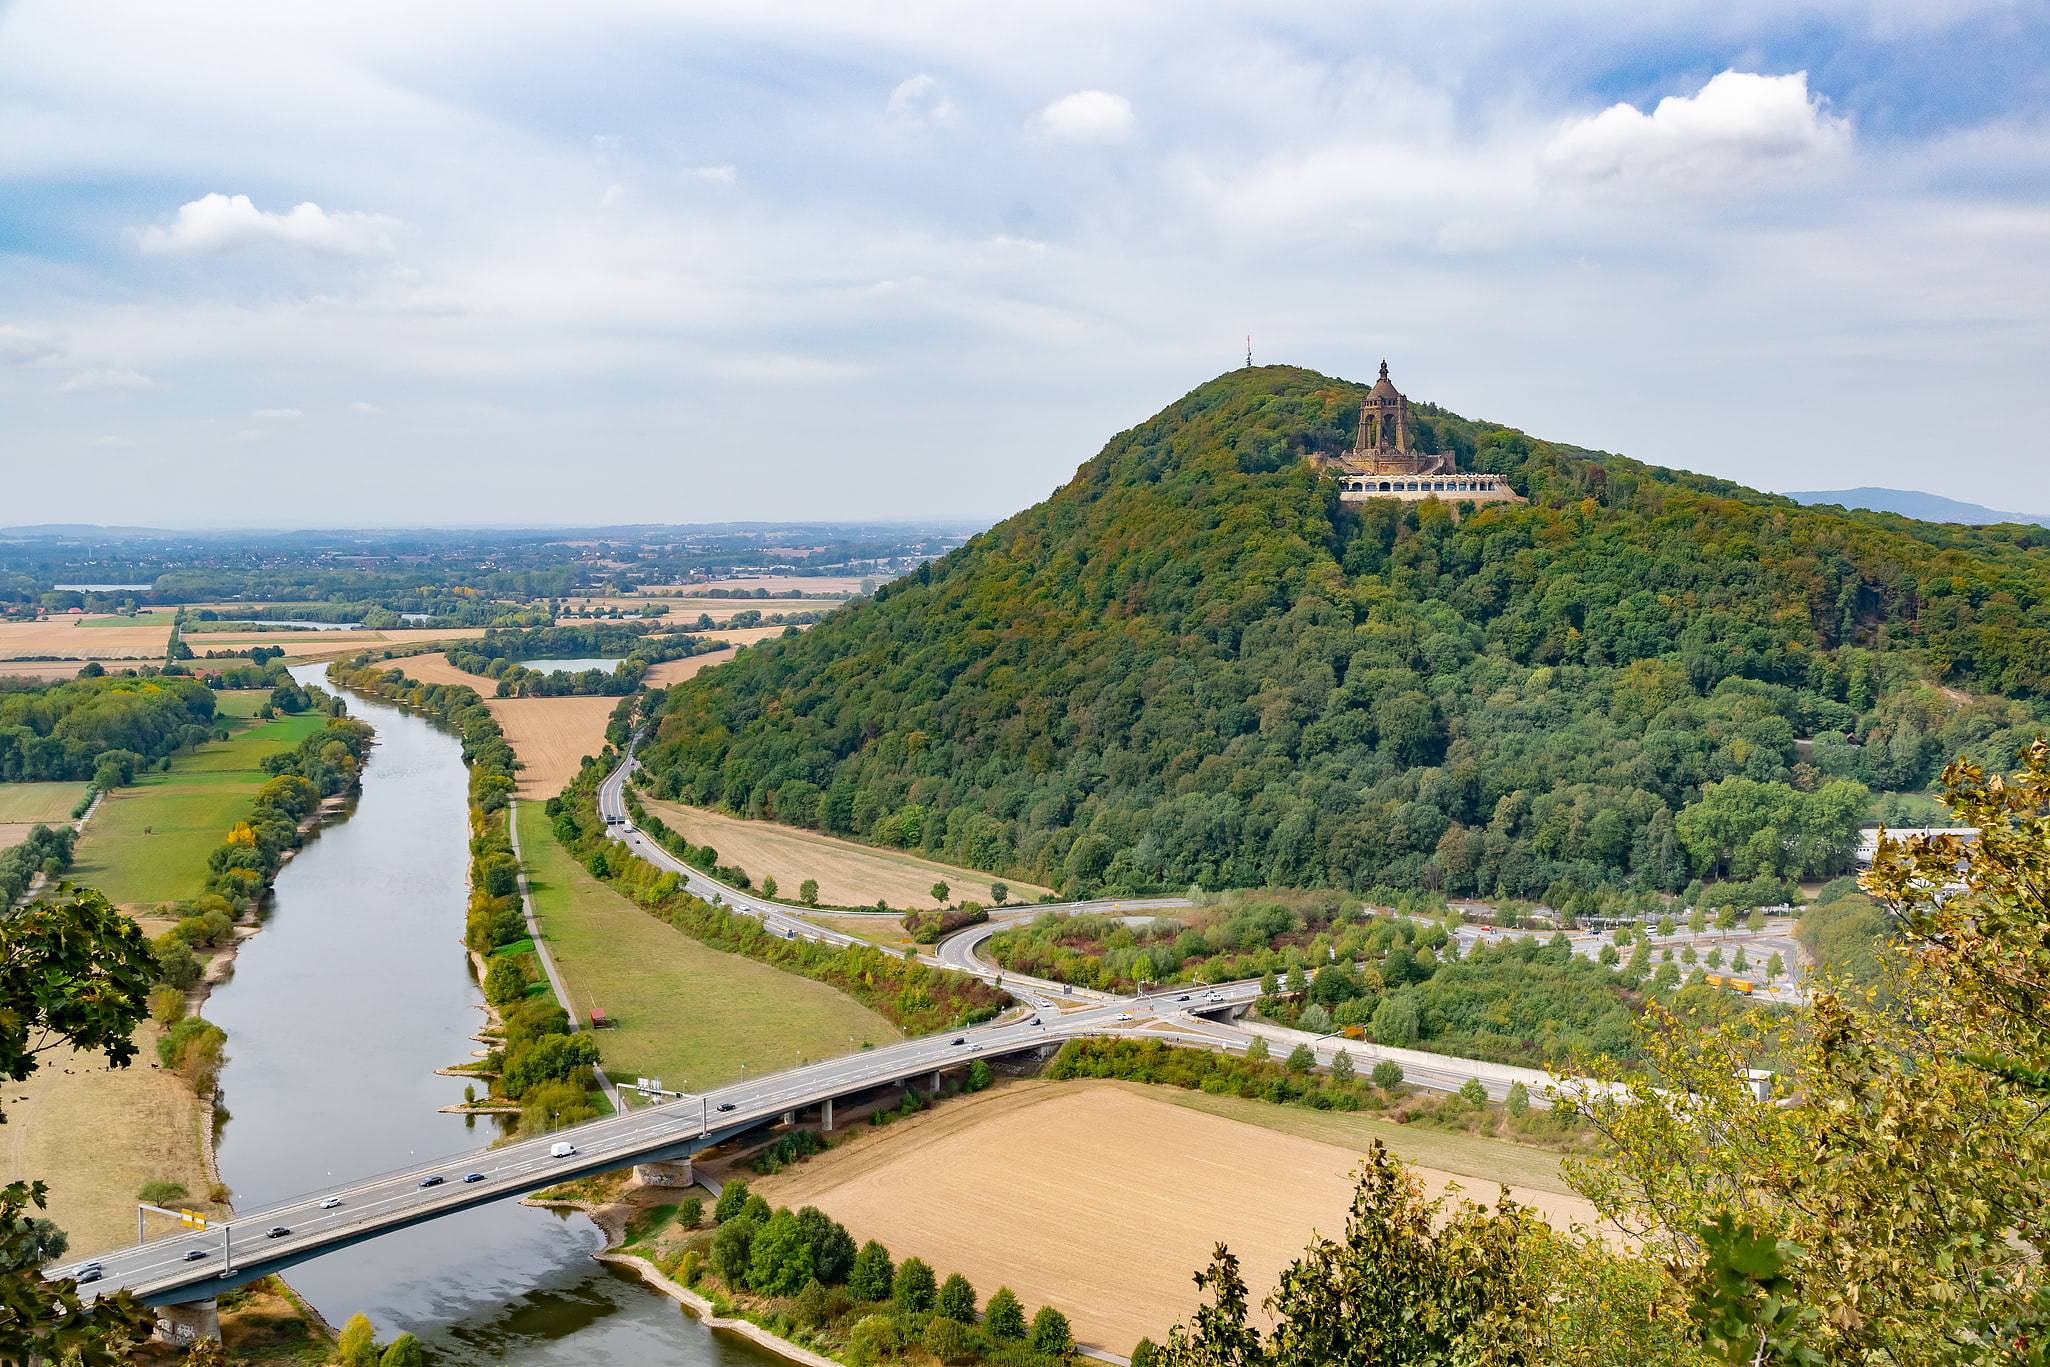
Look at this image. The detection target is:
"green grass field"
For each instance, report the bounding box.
[515,800,899,1091]
[66,713,328,907]
[0,782,89,824]
[1135,1084,1574,1194]
[209,689,276,720]
[75,611,176,630]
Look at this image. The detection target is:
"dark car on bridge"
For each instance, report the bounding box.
[420,1176,445,1187]
[267,1226,290,1238]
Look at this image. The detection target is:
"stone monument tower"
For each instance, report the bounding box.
[1318,361,1525,507]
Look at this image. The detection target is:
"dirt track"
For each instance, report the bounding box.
[641,798,1047,907]
[753,1080,1601,1354]
[489,696,620,798]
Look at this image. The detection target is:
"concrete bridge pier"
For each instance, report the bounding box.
[782,1110,795,1126]
[822,1098,833,1131]
[929,1070,941,1093]
[632,1158,694,1187]
[154,1297,220,1347]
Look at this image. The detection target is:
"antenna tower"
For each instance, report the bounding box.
[1245,336,1252,368]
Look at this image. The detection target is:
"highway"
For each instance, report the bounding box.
[65,751,1590,1306]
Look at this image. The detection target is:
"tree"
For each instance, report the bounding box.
[800,879,819,906]
[1565,739,2050,1362]
[1260,969,1278,995]
[931,881,950,905]
[937,1272,977,1323]
[849,1240,894,1300]
[1030,1305,1075,1357]
[795,1278,832,1328]
[378,1334,425,1367]
[1330,1049,1355,1084]
[1285,1044,1315,1074]
[985,1286,1027,1339]
[679,1197,703,1229]
[1747,909,1766,933]
[748,1208,815,1296]
[1131,1337,1159,1367]
[714,1178,751,1224]
[966,1059,993,1091]
[991,882,1009,905]
[762,876,779,900]
[1767,951,1785,979]
[1371,1060,1404,1091]
[1285,963,1307,995]
[1458,1078,1488,1105]
[1158,1142,1558,1367]
[711,1213,760,1285]
[1245,1036,1269,1062]
[893,1255,937,1311]
[796,1205,856,1283]
[1659,915,1676,936]
[1370,994,1418,1046]
[1506,1082,1530,1117]
[1688,909,1707,936]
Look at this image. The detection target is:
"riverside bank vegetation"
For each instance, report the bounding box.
[327,658,613,1129]
[633,365,2048,904]
[444,623,726,698]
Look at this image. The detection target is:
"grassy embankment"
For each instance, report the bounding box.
[515,800,899,1092]
[66,704,326,907]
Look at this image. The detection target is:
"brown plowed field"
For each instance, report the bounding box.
[641,798,1048,908]
[0,617,173,658]
[753,1081,1601,1354]
[489,696,620,798]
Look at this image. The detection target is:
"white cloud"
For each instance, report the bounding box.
[888,74,954,123]
[350,401,382,415]
[0,326,62,366]
[252,407,302,420]
[91,434,134,449]
[1542,71,1850,191]
[57,368,156,392]
[695,165,737,183]
[136,193,403,256]
[1035,90,1133,143]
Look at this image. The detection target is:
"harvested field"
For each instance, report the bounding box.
[7,1033,223,1255]
[0,662,94,681]
[517,802,897,1089]
[707,575,871,594]
[0,617,172,659]
[642,646,736,687]
[196,627,488,649]
[642,798,1049,908]
[489,696,619,797]
[389,652,494,689]
[753,1080,1602,1354]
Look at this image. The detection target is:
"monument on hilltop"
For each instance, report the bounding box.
[1319,362,1525,507]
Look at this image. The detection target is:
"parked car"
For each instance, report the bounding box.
[266,1226,290,1239]
[419,1176,445,1188]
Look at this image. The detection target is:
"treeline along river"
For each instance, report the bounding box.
[196,665,780,1364]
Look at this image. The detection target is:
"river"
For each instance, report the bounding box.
[198,664,778,1365]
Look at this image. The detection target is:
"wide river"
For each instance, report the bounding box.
[200,665,778,1365]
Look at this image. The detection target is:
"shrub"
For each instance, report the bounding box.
[379,1335,425,1367]
[150,933,202,990]
[712,1213,760,1285]
[936,1272,977,1323]
[849,1240,894,1300]
[148,985,186,1026]
[138,1180,188,1206]
[1330,1048,1355,1083]
[1245,1036,1269,1062]
[1297,1003,1333,1033]
[1286,1044,1316,1074]
[1506,1081,1530,1116]
[893,1255,936,1312]
[923,1314,973,1363]
[984,1286,1026,1339]
[849,1315,901,1365]
[157,1017,227,1095]
[678,1196,703,1229]
[1132,1337,1158,1367]
[795,1278,832,1328]
[337,1313,376,1367]
[965,1059,993,1092]
[1371,1060,1404,1091]
[678,1250,703,1285]
[1030,1305,1074,1357]
[1458,1078,1488,1105]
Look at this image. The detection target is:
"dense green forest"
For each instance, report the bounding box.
[0,673,220,781]
[638,365,2049,900]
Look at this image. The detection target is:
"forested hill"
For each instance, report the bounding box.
[638,365,2049,903]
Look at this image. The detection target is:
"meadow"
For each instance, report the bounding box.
[66,704,326,906]
[515,800,899,1090]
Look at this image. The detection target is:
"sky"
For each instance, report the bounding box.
[2,0,2047,527]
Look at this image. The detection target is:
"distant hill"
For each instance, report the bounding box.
[1785,487,2050,528]
[639,366,2050,906]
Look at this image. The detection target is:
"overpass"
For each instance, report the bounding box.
[68,752,1583,1311]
